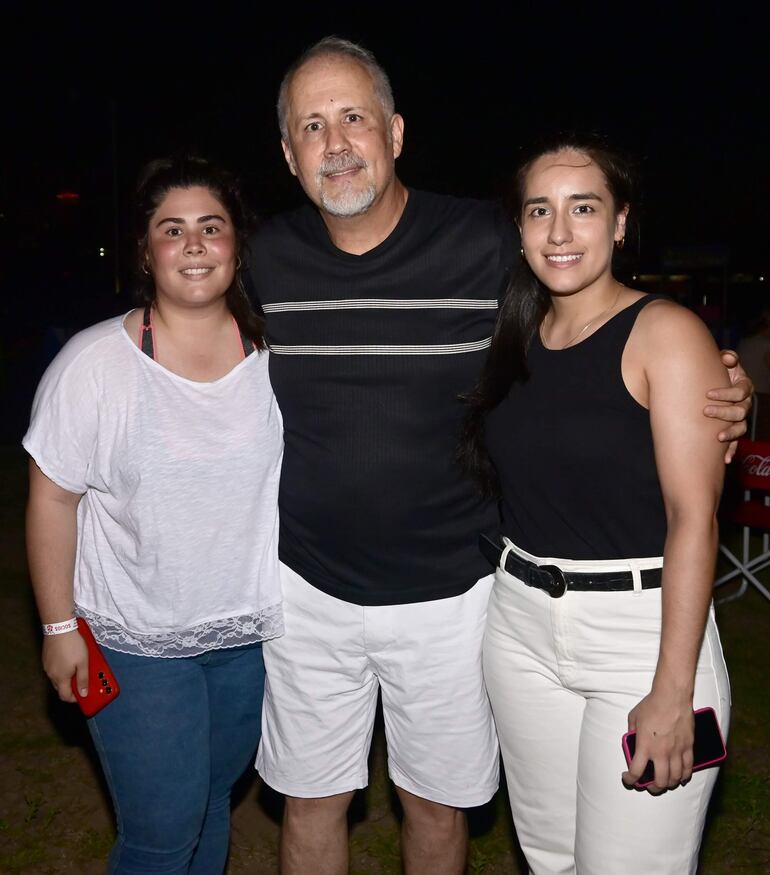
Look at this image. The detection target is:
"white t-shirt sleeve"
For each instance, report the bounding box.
[23,326,108,494]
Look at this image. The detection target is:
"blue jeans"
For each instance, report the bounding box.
[88,642,265,875]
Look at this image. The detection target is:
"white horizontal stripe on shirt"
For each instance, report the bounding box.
[262,298,499,313]
[269,338,493,356]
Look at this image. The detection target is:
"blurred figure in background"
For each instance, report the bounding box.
[737,307,770,393]
[737,307,770,437]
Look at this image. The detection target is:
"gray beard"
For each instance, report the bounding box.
[316,154,376,218]
[319,182,377,217]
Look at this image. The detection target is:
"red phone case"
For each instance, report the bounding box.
[622,706,727,789]
[70,618,121,716]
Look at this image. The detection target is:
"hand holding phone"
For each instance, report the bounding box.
[42,630,88,704]
[70,618,121,716]
[622,707,726,790]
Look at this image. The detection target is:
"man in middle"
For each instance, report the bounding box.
[248,36,751,875]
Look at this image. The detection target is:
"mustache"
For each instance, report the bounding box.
[318,154,368,176]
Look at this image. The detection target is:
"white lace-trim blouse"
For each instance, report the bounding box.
[23,313,284,657]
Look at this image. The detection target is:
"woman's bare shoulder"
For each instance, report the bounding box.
[632,296,718,352]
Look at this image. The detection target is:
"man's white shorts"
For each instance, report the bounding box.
[256,563,499,807]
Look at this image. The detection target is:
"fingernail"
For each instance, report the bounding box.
[80,688,88,696]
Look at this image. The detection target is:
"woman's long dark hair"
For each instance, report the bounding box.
[458,133,638,497]
[134,154,265,348]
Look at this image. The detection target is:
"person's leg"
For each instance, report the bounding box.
[396,788,468,875]
[87,649,211,875]
[189,642,266,875]
[371,575,499,874]
[256,565,379,873]
[483,568,585,875]
[281,791,355,875]
[573,594,731,875]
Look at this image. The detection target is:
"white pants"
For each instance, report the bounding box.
[483,542,730,875]
[257,563,499,806]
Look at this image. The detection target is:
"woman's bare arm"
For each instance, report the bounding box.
[26,459,88,702]
[622,301,727,793]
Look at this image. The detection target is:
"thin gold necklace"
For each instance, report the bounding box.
[540,286,623,350]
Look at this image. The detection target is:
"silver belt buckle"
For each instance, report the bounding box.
[539,564,568,598]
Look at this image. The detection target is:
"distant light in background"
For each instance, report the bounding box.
[99,247,106,257]
[635,275,692,284]
[760,276,765,282]
[56,191,80,202]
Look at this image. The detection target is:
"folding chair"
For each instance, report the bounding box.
[715,438,770,603]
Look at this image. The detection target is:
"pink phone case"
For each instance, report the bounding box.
[622,706,727,789]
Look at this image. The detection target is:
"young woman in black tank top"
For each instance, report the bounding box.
[461,137,732,875]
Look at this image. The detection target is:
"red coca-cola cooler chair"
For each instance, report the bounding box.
[715,439,770,603]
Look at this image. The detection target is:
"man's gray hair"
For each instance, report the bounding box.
[277,36,395,140]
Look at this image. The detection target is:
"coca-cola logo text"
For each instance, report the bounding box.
[742,454,770,478]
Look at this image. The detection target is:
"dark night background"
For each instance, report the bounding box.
[2,7,767,442]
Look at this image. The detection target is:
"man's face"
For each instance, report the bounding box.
[281,55,404,218]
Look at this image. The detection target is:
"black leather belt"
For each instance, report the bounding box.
[479,534,663,599]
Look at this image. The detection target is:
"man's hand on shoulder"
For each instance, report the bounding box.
[704,350,754,463]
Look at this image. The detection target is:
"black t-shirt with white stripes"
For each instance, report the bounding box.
[248,189,518,605]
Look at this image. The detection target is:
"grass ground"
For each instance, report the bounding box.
[0,445,768,873]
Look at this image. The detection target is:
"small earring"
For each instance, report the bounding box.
[142,263,151,275]
[616,237,625,250]
[520,247,525,259]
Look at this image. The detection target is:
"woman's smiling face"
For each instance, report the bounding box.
[146,185,236,309]
[520,148,628,298]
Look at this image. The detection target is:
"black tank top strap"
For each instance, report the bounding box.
[238,328,257,358]
[140,304,154,359]
[561,293,667,363]
[592,293,664,343]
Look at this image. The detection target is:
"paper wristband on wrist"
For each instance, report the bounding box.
[42,618,79,636]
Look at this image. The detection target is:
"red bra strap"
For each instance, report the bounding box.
[139,305,255,361]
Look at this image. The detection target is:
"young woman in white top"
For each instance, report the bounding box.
[24,156,283,874]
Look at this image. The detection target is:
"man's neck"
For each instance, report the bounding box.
[319,180,409,256]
